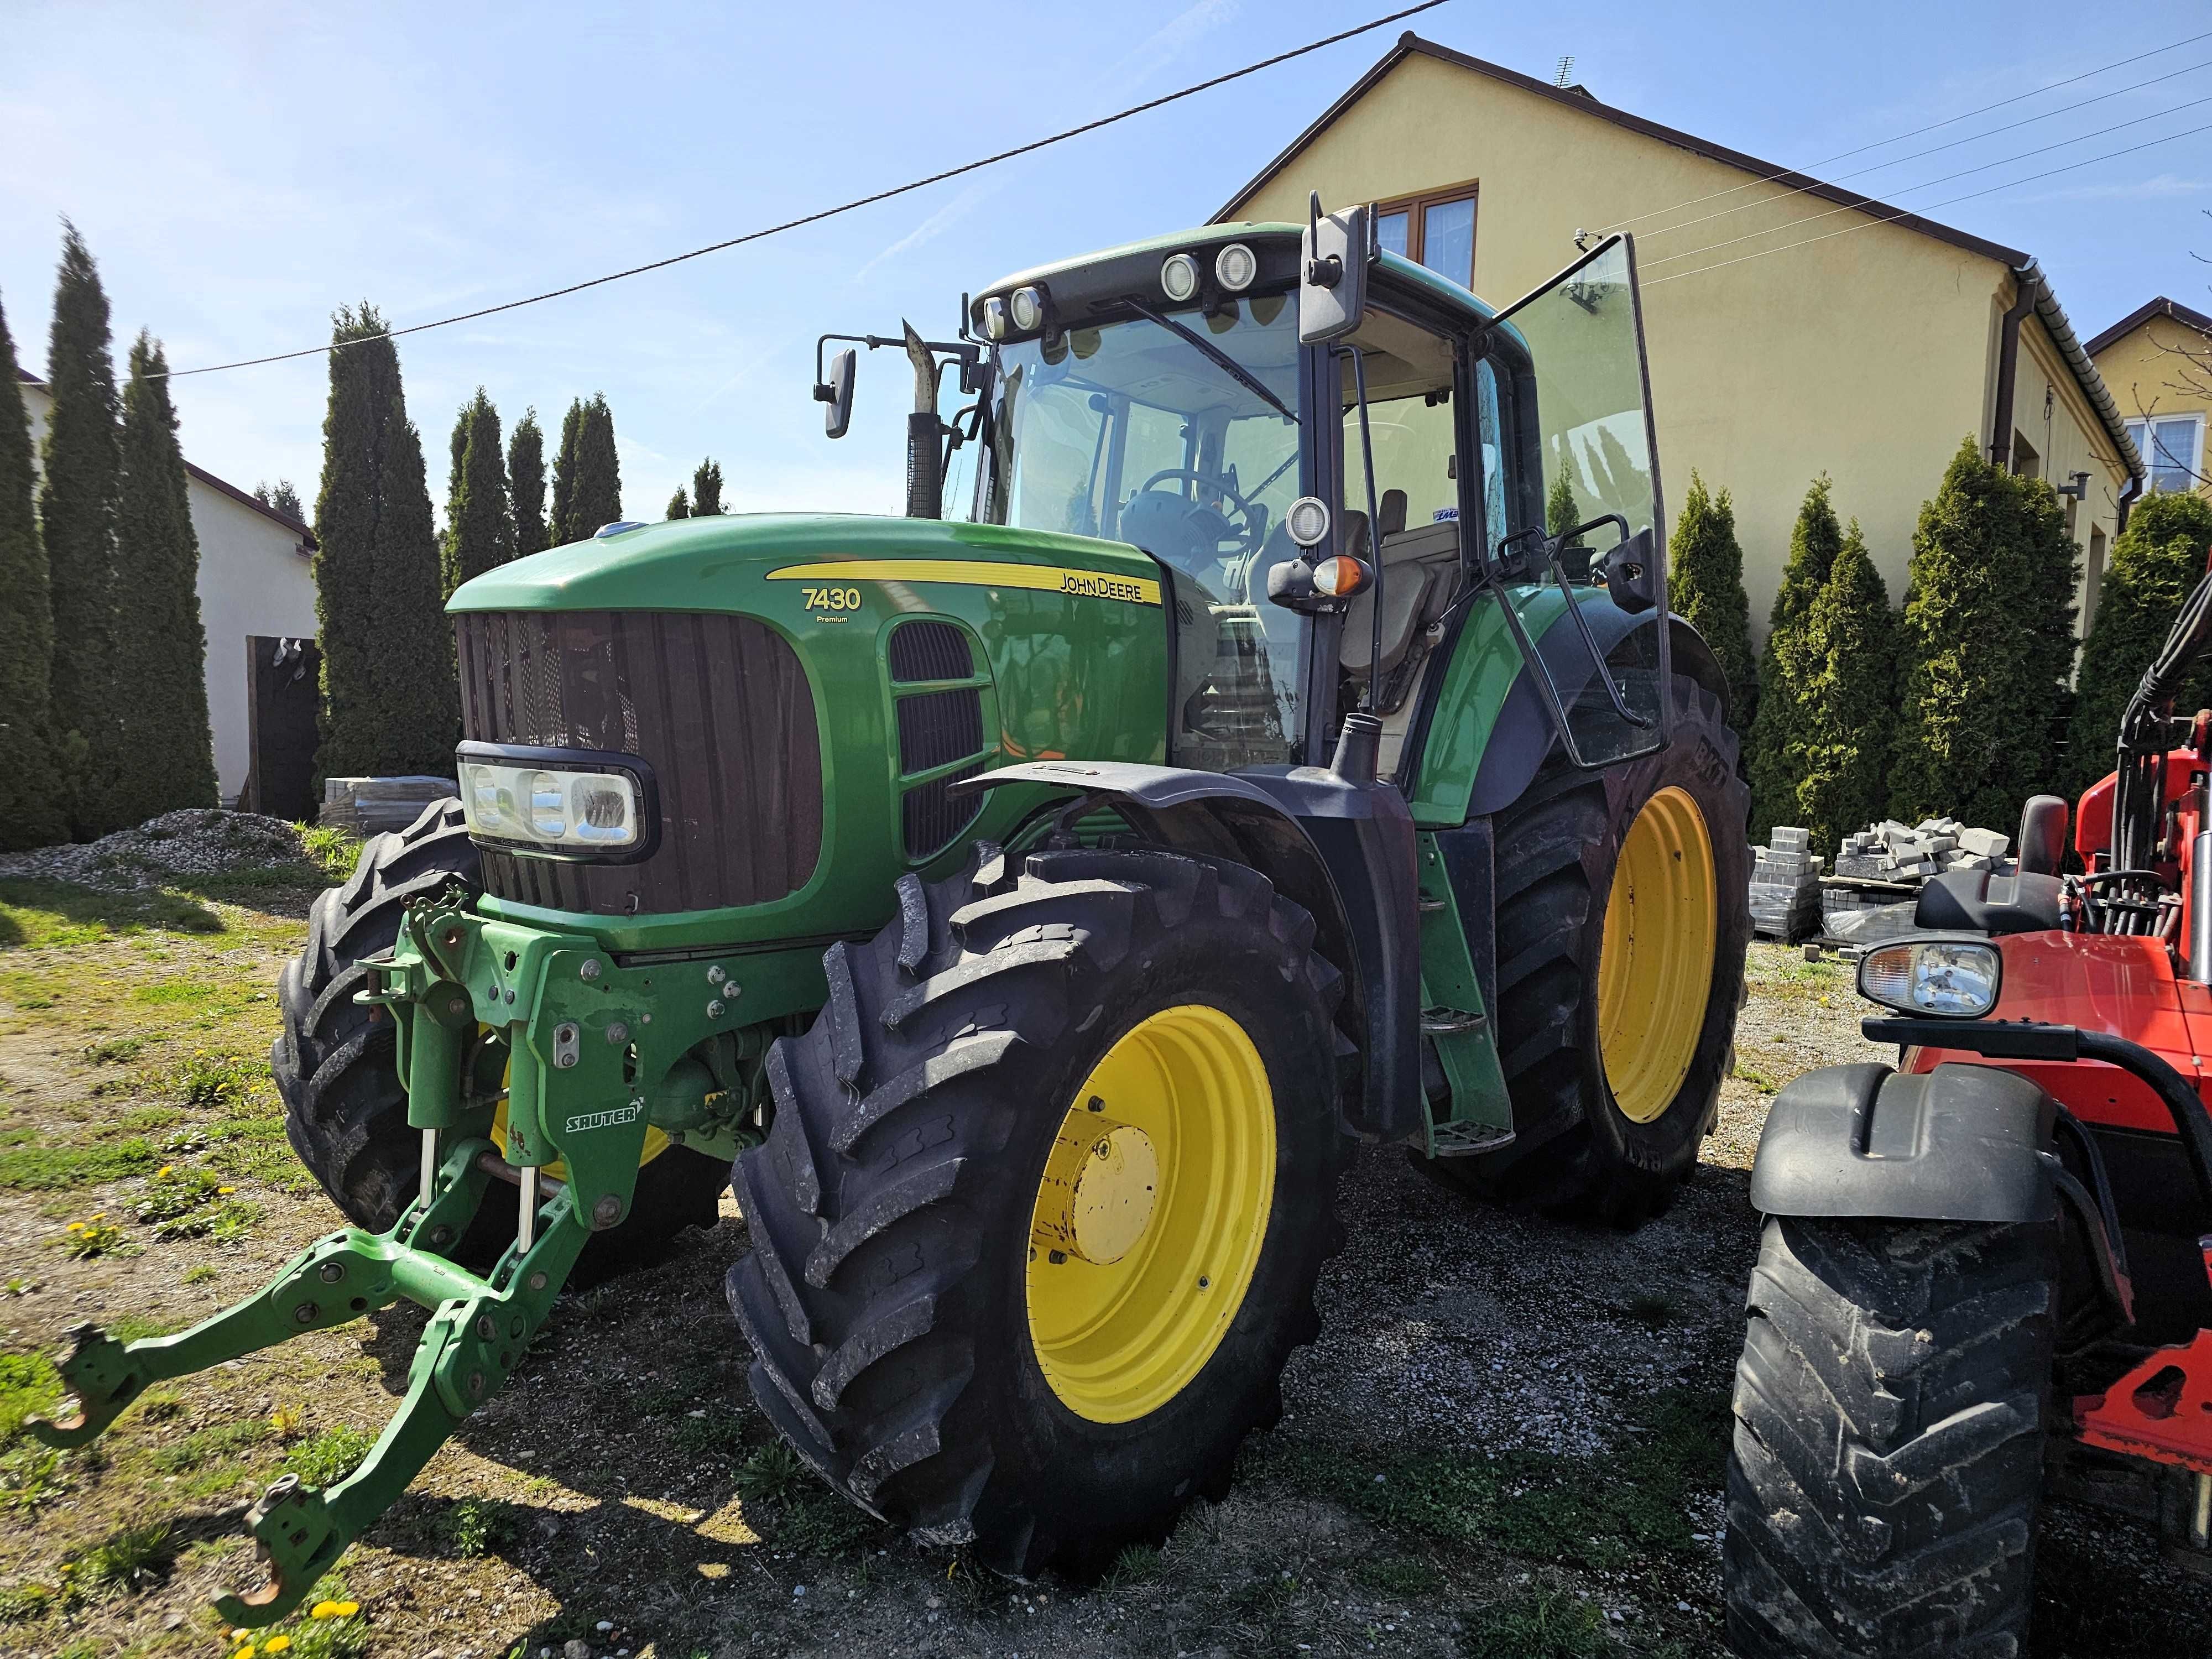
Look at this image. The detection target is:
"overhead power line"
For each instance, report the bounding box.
[1643,117,2212,289]
[1639,90,2212,273]
[1595,26,2212,236]
[1636,54,2212,243]
[156,0,1450,380]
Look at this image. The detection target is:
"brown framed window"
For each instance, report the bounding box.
[1374,182,1478,289]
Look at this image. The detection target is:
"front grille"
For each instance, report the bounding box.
[895,687,985,776]
[888,620,973,683]
[456,611,822,914]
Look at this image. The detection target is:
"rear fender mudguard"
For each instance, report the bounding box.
[1750,1061,2059,1222]
[951,760,1421,1142]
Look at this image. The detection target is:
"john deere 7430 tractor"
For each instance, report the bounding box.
[32,202,1748,1616]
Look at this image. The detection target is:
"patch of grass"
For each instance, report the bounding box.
[1731,1065,1782,1093]
[734,1439,808,1502]
[107,1313,179,1343]
[297,825,363,884]
[118,1105,187,1134]
[284,1425,372,1488]
[131,979,217,1006]
[1103,1541,1161,1587]
[68,1519,174,1593]
[0,1137,158,1191]
[0,880,222,950]
[181,1262,220,1285]
[1357,1554,1443,1595]
[675,1405,753,1458]
[213,1136,314,1195]
[0,1579,56,1622]
[0,1446,70,1511]
[133,1164,222,1223]
[0,1353,63,1446]
[83,1035,147,1064]
[1462,1587,1609,1658]
[440,1495,517,1558]
[145,1417,269,1474]
[170,1049,262,1108]
[1282,1387,1730,1573]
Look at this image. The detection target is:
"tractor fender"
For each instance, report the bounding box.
[1465,610,1730,819]
[952,760,1422,1143]
[1749,1061,2058,1223]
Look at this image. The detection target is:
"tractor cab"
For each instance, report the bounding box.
[827,204,1678,790]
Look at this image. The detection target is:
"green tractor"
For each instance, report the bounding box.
[30,201,1749,1617]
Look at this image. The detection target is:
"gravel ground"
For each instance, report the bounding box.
[0,810,310,891]
[6,911,2211,1658]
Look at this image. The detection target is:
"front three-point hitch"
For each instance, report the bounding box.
[26,890,664,1625]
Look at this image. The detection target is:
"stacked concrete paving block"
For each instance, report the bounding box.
[1830,817,2015,884]
[1749,826,1825,942]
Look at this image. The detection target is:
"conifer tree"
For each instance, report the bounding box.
[555,394,622,542]
[1890,439,2078,828]
[1747,477,1843,836]
[508,409,546,558]
[441,389,514,597]
[1546,471,1579,535]
[1666,471,1757,732]
[312,304,456,779]
[0,294,66,850]
[253,480,305,521]
[2060,490,2212,803]
[691,458,724,516]
[1792,520,1896,853]
[112,332,216,820]
[40,222,126,838]
[549,399,582,547]
[666,487,690,520]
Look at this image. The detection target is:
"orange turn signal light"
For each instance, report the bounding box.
[1312,555,1372,598]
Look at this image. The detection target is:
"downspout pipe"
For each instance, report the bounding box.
[1989,265,2040,469]
[2117,471,2144,535]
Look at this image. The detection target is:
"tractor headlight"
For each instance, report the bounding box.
[457,743,656,860]
[1160,252,1201,303]
[1859,938,2002,1019]
[1214,242,1257,293]
[1008,285,1046,332]
[1286,495,1331,548]
[981,295,1010,342]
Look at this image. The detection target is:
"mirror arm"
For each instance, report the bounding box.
[1348,345,1387,716]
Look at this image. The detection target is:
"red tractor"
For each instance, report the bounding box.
[1723,566,2212,1655]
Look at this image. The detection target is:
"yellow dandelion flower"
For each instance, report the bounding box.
[229,1645,255,1659]
[157,1165,174,1178]
[66,1223,85,1233]
[309,1601,339,1619]
[218,1186,236,1195]
[263,1637,291,1654]
[331,1601,358,1616]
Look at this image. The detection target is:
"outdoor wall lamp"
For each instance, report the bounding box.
[2057,471,2092,500]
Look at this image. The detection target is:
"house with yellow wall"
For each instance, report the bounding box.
[1214,33,2143,641]
[2088,296,2211,505]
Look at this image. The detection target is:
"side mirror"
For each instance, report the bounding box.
[815,348,857,439]
[1603,526,1658,614]
[1298,192,1369,345]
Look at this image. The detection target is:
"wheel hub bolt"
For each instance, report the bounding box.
[579,958,602,982]
[318,1261,345,1283]
[707,965,726,984]
[476,1314,498,1340]
[293,1302,317,1324]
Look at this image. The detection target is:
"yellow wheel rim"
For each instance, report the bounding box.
[487,1048,670,1183]
[1025,1004,1275,1424]
[1596,787,1718,1125]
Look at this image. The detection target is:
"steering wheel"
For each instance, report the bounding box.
[1137,468,1265,552]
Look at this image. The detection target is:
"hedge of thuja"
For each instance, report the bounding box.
[1748,477,1843,841]
[2059,489,2212,805]
[1668,471,1757,737]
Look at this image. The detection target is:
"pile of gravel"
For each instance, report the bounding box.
[0,808,311,893]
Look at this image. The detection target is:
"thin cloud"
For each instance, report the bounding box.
[852,177,1005,284]
[1102,0,1241,97]
[2014,171,2212,202]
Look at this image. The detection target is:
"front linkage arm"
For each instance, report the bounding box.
[25,895,660,1626]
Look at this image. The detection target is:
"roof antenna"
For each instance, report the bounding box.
[1553,54,1575,88]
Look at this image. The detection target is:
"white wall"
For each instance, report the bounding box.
[20,379,317,807]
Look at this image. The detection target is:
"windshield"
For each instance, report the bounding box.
[974,297,1307,771]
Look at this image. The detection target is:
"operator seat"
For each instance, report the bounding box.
[1342,490,1462,708]
[1914,869,2064,935]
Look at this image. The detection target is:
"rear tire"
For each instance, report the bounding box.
[1436,676,1749,1225]
[728,842,1347,1574]
[273,799,729,1283]
[1724,1215,2059,1657]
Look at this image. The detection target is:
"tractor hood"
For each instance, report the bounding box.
[447,512,1165,617]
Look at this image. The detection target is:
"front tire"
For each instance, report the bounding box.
[1724,1215,2059,1657]
[727,842,1346,1574]
[273,799,730,1282]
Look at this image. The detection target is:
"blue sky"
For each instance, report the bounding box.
[3,0,2209,527]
